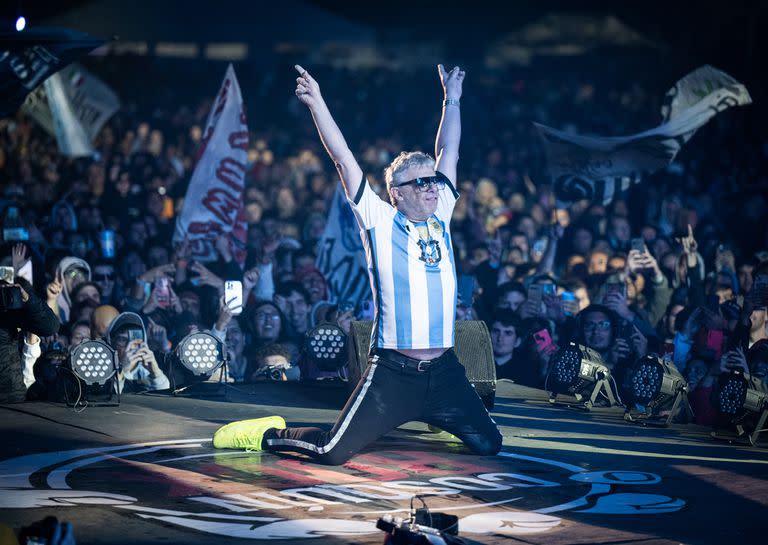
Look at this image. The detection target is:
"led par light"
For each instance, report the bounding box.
[305,323,347,371]
[547,342,617,409]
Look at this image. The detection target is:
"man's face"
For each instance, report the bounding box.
[750,308,767,335]
[93,265,116,299]
[609,217,631,243]
[498,290,525,312]
[179,294,201,320]
[491,323,519,358]
[225,322,245,360]
[391,164,440,222]
[64,267,88,294]
[75,285,100,305]
[284,291,309,331]
[70,324,91,348]
[301,273,326,304]
[583,310,612,351]
[588,252,608,275]
[254,304,282,341]
[738,265,754,294]
[112,327,142,364]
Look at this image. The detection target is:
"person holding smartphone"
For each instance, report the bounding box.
[213,63,502,465]
[106,312,169,392]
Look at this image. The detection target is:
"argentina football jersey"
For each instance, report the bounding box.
[348,175,459,350]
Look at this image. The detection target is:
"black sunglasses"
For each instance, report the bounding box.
[395,172,448,192]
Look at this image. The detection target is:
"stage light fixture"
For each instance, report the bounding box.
[70,340,118,385]
[67,339,120,407]
[305,323,347,371]
[623,355,692,426]
[547,342,617,409]
[16,16,26,32]
[175,331,225,376]
[713,370,768,445]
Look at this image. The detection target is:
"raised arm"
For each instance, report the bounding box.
[434,64,464,184]
[295,65,363,199]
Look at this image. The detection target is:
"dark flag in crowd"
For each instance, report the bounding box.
[316,182,369,307]
[0,27,104,117]
[536,65,752,208]
[174,64,249,267]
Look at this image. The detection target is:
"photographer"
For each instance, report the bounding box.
[1,263,60,403]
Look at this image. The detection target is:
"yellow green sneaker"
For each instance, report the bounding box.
[212,416,286,450]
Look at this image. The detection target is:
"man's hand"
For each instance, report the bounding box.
[46,272,63,306]
[438,64,465,101]
[610,337,631,365]
[295,65,323,110]
[12,243,28,274]
[190,262,224,291]
[243,266,261,291]
[676,224,698,268]
[147,318,170,353]
[604,291,634,321]
[630,325,648,358]
[628,247,664,282]
[215,295,238,331]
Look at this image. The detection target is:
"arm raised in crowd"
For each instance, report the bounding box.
[294,65,363,199]
[434,64,464,184]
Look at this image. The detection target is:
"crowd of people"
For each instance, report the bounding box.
[1,56,766,428]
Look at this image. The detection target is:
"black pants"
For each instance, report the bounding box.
[263,348,502,465]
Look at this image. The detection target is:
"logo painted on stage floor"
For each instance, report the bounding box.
[0,440,684,540]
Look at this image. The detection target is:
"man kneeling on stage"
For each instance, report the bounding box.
[212,63,502,465]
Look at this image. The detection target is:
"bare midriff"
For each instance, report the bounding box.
[395,347,449,361]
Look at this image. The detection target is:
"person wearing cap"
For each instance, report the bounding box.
[106,312,169,392]
[212,63,502,465]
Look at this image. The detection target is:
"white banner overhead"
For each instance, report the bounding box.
[536,65,752,207]
[173,64,249,267]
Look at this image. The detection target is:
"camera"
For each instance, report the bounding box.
[376,508,461,545]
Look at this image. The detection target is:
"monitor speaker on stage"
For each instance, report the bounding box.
[347,320,496,410]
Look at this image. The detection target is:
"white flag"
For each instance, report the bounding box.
[44,70,93,157]
[316,183,369,306]
[22,63,120,141]
[174,65,249,267]
[536,65,752,207]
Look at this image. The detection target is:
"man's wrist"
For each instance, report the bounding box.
[443,98,460,107]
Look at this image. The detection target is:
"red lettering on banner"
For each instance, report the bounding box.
[202,188,240,225]
[228,131,249,152]
[215,157,246,191]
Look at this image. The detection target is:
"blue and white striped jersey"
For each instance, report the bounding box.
[347,178,459,350]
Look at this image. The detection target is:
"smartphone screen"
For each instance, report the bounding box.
[527,284,543,307]
[225,280,243,315]
[155,276,170,308]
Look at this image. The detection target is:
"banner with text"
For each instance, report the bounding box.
[174,64,248,266]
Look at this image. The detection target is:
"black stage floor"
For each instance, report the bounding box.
[2,380,767,544]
